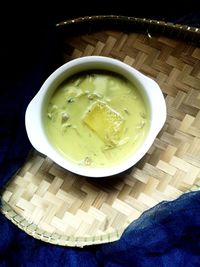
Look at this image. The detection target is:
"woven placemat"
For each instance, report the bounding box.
[1,16,200,247]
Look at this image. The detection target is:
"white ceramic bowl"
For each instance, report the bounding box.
[25,56,166,178]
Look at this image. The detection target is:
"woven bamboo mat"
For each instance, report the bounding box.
[1,16,200,247]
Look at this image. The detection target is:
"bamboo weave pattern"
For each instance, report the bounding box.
[1,28,200,247]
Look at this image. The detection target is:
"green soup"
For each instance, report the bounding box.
[44,70,150,168]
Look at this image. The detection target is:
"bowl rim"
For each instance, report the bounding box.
[25,55,167,178]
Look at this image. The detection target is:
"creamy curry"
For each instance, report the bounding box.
[44,70,150,168]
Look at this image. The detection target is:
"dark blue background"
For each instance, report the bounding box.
[1,4,200,266]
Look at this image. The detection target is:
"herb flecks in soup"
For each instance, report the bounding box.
[44,71,149,168]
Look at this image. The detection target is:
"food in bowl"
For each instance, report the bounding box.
[25,56,166,177]
[44,70,150,169]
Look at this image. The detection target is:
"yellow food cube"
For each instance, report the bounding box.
[83,100,124,146]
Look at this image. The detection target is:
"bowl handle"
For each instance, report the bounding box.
[25,94,48,155]
[144,75,167,135]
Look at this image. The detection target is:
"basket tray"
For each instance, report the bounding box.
[1,16,200,247]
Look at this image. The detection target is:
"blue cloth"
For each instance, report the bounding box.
[1,14,200,267]
[1,192,200,266]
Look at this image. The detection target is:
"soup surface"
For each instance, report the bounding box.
[44,70,150,168]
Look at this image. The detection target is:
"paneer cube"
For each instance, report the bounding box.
[83,100,124,146]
